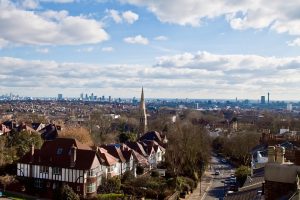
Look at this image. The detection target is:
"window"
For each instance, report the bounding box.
[77,186,80,192]
[53,167,62,175]
[88,168,97,177]
[56,148,63,155]
[40,166,49,173]
[34,179,43,188]
[86,183,96,193]
[108,165,115,173]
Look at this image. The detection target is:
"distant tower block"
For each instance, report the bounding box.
[139,87,147,136]
[268,92,270,104]
[261,96,266,104]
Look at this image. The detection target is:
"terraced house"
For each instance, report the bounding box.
[16,130,167,198]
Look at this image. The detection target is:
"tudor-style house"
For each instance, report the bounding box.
[17,138,103,198]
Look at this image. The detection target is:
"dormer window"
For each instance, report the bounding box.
[56,148,63,155]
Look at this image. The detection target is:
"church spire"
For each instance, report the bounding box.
[139,87,147,136]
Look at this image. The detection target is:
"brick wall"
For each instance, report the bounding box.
[264,180,295,200]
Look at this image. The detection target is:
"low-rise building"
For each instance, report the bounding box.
[17,138,102,198]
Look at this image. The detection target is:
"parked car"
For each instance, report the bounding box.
[230,177,237,183]
[215,170,220,175]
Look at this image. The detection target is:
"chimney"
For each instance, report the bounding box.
[276,146,285,164]
[70,144,77,167]
[30,144,34,163]
[268,146,276,163]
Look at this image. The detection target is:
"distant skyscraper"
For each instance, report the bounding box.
[80,93,83,100]
[58,94,63,100]
[268,92,270,104]
[108,96,111,102]
[139,87,147,136]
[261,96,266,104]
[287,103,293,112]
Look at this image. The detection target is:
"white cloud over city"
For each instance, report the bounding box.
[1,52,300,99]
[0,0,299,99]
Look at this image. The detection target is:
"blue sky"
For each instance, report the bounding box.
[0,0,300,100]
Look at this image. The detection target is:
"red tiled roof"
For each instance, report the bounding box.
[126,141,148,157]
[139,131,162,143]
[97,147,118,166]
[19,138,97,170]
[101,145,126,163]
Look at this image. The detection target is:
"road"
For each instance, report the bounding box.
[203,156,235,200]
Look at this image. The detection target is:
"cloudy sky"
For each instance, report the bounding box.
[0,0,300,100]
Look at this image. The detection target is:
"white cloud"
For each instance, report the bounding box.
[124,35,149,45]
[36,48,49,53]
[76,47,94,52]
[101,47,114,52]
[21,0,39,9]
[2,52,300,99]
[40,0,75,3]
[0,38,9,49]
[122,10,139,24]
[0,1,109,46]
[120,0,300,39]
[106,9,122,23]
[154,36,168,41]
[106,9,139,24]
[287,38,300,46]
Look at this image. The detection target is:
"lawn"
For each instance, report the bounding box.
[2,191,36,200]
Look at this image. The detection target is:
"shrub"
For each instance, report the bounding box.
[136,165,144,175]
[144,188,158,199]
[184,177,197,189]
[166,178,176,189]
[151,171,159,177]
[53,184,79,200]
[98,177,121,193]
[121,171,135,184]
[176,176,196,192]
[235,165,251,186]
[181,183,190,193]
[97,193,124,200]
[130,176,149,188]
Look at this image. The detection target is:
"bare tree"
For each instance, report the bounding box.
[60,126,93,146]
[165,119,211,179]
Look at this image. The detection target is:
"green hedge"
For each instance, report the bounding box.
[176,176,197,192]
[97,193,124,200]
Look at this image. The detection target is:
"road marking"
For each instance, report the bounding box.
[200,176,213,200]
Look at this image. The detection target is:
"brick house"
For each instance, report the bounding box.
[17,138,103,198]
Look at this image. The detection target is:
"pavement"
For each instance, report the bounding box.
[185,155,235,200]
[186,170,214,200]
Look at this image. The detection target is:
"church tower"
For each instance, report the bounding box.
[139,87,147,136]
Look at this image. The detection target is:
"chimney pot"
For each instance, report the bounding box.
[268,146,276,163]
[276,146,285,164]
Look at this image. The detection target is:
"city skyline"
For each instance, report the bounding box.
[0,1,300,100]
